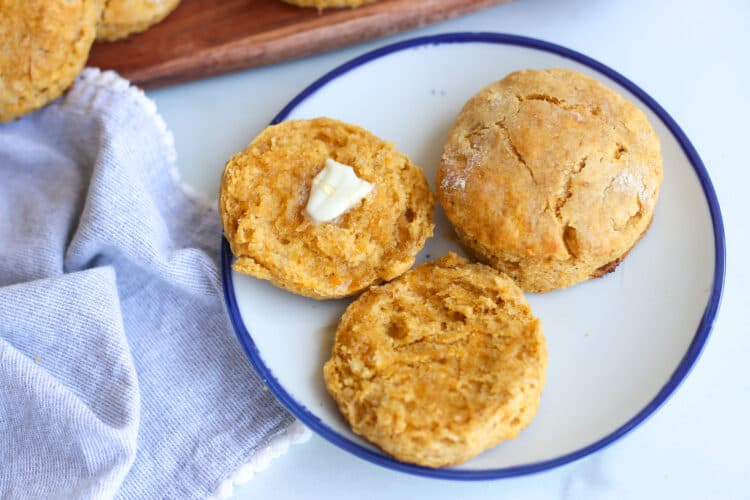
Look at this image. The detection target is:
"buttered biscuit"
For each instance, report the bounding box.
[324,253,547,467]
[220,117,434,299]
[438,69,663,292]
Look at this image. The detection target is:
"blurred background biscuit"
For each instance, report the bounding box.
[97,0,181,41]
[0,0,103,122]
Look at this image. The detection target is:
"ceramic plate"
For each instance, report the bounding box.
[221,33,725,479]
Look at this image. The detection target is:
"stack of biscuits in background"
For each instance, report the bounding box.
[0,0,181,122]
[220,69,663,467]
[0,0,371,123]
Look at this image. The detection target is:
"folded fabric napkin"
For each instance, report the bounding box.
[0,69,309,499]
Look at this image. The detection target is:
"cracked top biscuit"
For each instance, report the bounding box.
[437,69,663,292]
[220,117,435,299]
[97,0,181,41]
[0,0,102,122]
[324,253,547,467]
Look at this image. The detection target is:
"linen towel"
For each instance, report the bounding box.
[0,68,309,500]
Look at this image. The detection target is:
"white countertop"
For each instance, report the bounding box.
[149,0,749,498]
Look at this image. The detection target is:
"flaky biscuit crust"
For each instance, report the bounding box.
[438,69,663,292]
[324,254,547,467]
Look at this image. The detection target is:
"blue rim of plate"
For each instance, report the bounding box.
[221,32,726,480]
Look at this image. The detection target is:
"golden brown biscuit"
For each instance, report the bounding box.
[281,0,376,9]
[438,69,663,292]
[220,117,435,299]
[0,0,103,122]
[324,253,547,467]
[96,0,180,41]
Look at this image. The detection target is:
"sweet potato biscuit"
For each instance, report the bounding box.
[324,253,547,467]
[220,117,435,299]
[96,0,180,41]
[0,0,103,122]
[437,69,663,292]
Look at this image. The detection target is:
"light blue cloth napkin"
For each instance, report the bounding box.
[0,69,308,500]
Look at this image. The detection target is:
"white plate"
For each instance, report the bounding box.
[221,33,725,479]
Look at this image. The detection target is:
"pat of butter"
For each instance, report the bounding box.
[305,158,374,223]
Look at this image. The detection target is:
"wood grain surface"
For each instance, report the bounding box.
[86,0,509,89]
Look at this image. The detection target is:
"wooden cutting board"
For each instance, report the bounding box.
[86,0,509,89]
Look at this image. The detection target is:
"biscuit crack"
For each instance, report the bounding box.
[393,337,465,352]
[551,157,588,259]
[494,120,537,185]
[553,156,587,223]
[520,93,563,106]
[562,225,580,258]
[516,93,600,118]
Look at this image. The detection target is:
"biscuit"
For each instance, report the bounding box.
[0,0,103,122]
[324,253,547,467]
[220,117,435,299]
[281,0,376,9]
[96,0,180,41]
[438,69,663,292]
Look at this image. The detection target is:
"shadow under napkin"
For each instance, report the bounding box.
[0,69,299,500]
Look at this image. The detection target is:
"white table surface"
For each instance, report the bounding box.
[149,0,749,498]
